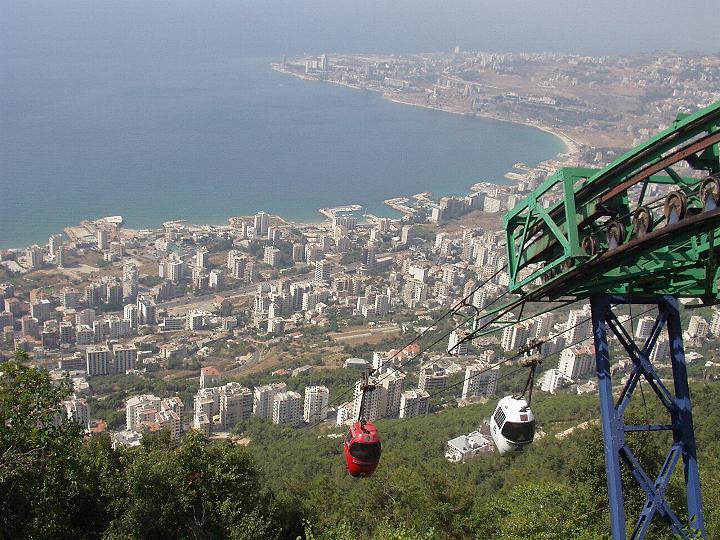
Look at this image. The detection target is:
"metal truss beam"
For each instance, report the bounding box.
[590,294,705,539]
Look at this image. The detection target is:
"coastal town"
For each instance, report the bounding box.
[3,191,720,459]
[274,49,720,157]
[2,49,720,461]
[6,0,720,534]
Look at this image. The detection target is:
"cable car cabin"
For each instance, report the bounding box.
[344,421,381,477]
[490,396,536,456]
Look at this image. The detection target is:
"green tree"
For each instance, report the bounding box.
[105,430,276,539]
[0,350,94,539]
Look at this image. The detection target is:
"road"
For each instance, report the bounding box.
[158,274,311,313]
[157,262,360,313]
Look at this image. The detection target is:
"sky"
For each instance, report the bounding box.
[2,0,719,61]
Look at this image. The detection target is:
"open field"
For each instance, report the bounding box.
[329,323,401,346]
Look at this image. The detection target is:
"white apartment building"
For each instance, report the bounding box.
[445,431,492,462]
[461,363,499,400]
[186,310,205,331]
[351,377,383,422]
[533,312,555,339]
[125,394,161,432]
[123,304,138,329]
[540,368,568,394]
[501,322,529,351]
[379,369,405,418]
[155,409,182,440]
[566,306,591,346]
[219,382,253,429]
[650,336,670,363]
[374,294,390,317]
[448,329,470,356]
[97,229,109,250]
[63,395,90,429]
[304,385,330,424]
[86,345,111,376]
[137,295,157,325]
[558,346,594,381]
[399,388,430,418]
[710,309,720,337]
[305,244,322,264]
[194,387,219,430]
[126,394,184,439]
[253,383,287,419]
[264,246,280,267]
[336,401,355,426]
[686,315,709,339]
[314,260,331,284]
[196,248,209,269]
[272,391,303,426]
[112,343,137,373]
[254,211,269,236]
[209,269,223,289]
[418,363,448,392]
[200,366,221,388]
[635,316,656,342]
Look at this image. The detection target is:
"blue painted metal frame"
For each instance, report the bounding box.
[589,294,706,539]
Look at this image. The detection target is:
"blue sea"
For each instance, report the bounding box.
[0,2,578,249]
[0,54,563,248]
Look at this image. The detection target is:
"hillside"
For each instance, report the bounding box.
[3,354,717,539]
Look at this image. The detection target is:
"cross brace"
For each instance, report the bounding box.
[590,294,705,539]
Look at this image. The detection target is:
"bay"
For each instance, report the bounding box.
[1,56,563,248]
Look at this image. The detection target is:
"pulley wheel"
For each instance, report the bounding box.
[631,207,654,238]
[663,191,687,224]
[700,176,720,211]
[606,221,625,249]
[581,235,598,256]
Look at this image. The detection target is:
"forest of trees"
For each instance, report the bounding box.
[1,350,718,539]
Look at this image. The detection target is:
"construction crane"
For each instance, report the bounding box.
[501,101,720,539]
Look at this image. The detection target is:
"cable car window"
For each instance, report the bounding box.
[494,408,506,427]
[501,420,535,443]
[349,442,381,461]
[345,431,353,445]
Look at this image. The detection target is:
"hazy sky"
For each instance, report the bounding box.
[2,0,720,60]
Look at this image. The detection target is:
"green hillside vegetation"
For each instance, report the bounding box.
[1,350,718,539]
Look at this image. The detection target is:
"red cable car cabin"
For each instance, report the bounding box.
[343,420,381,477]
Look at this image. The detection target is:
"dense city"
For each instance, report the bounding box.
[3,175,720,462]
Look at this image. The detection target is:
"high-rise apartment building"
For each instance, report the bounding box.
[113,343,137,373]
[254,211,269,236]
[86,345,111,376]
[558,346,594,381]
[303,385,330,424]
[97,229,109,250]
[219,382,253,428]
[253,383,287,419]
[137,295,157,325]
[314,259,331,285]
[461,363,499,400]
[399,389,430,418]
[272,391,303,426]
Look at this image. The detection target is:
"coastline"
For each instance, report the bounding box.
[2,67,566,251]
[383,94,576,157]
[273,64,576,159]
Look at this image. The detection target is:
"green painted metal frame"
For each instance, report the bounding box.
[505,100,720,301]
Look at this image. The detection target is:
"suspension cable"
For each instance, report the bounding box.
[312,265,511,421]
[305,289,517,430]
[369,264,508,378]
[383,305,658,422]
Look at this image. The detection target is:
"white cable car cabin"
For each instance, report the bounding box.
[490,395,536,455]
